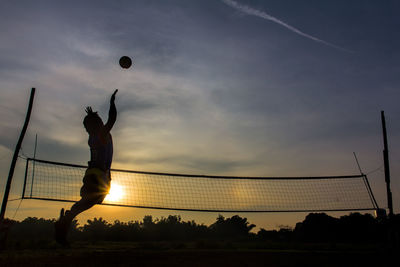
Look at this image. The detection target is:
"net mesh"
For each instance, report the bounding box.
[22,158,377,212]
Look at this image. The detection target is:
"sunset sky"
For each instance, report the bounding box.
[1,0,399,229]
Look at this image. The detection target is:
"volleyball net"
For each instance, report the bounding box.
[21,158,379,212]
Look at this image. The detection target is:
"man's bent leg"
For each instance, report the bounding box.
[66,197,98,220]
[55,196,101,246]
[55,168,110,245]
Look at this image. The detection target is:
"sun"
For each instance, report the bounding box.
[105,183,124,202]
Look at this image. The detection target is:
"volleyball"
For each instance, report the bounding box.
[119,56,132,69]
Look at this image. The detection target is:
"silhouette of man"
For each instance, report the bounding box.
[55,89,118,245]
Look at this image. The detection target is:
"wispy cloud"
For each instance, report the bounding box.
[222,0,352,52]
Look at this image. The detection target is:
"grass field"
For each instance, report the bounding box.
[0,242,395,267]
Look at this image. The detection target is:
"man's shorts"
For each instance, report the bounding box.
[80,168,111,203]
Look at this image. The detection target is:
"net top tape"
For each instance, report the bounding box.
[27,158,365,180]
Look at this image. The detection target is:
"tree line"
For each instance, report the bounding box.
[4,212,400,245]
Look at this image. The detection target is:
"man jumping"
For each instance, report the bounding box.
[55,89,118,245]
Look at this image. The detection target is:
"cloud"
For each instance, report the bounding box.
[221,0,352,52]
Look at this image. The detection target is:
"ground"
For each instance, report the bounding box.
[0,242,395,267]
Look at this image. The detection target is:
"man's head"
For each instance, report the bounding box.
[83,107,103,134]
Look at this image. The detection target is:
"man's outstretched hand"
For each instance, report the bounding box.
[111,89,118,103]
[85,106,94,114]
[105,89,118,131]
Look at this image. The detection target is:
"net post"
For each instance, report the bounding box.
[29,135,38,198]
[0,88,35,221]
[21,158,30,199]
[381,110,393,217]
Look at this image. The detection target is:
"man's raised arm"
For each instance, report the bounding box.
[105,89,118,132]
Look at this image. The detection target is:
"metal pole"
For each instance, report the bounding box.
[21,158,30,199]
[0,88,35,221]
[381,110,393,217]
[30,134,37,198]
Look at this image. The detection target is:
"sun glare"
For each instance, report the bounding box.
[105,183,124,202]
